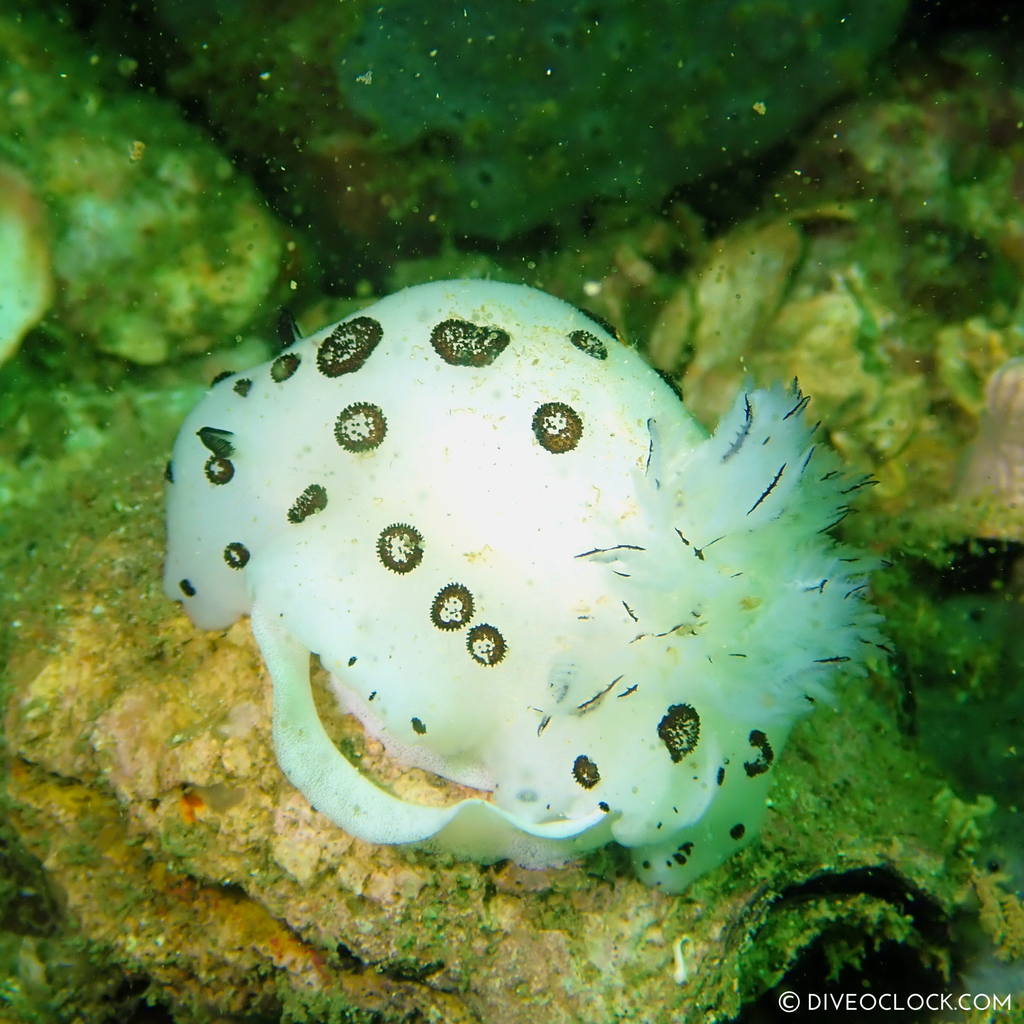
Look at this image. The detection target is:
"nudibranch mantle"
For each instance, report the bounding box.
[165,279,881,891]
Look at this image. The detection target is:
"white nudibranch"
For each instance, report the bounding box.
[164,279,884,892]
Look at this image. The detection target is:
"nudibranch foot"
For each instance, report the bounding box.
[252,603,615,866]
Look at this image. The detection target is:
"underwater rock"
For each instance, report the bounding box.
[335,0,907,238]
[157,0,906,245]
[632,35,1024,537]
[0,11,286,364]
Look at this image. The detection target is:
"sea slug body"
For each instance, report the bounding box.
[165,279,882,891]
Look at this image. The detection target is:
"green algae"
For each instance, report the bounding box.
[153,0,907,245]
[0,9,289,365]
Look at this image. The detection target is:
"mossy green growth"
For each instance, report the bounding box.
[277,985,380,1024]
[0,9,287,364]
[739,893,943,1004]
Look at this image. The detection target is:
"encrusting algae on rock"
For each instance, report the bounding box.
[0,9,287,365]
[165,279,885,892]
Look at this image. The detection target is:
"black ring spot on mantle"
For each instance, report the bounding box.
[430,319,510,367]
[532,402,583,453]
[317,317,383,377]
[204,456,235,485]
[568,329,607,360]
[287,484,328,524]
[431,583,474,630]
[743,729,774,777]
[572,754,600,789]
[233,378,252,397]
[223,542,250,569]
[179,579,196,597]
[335,402,387,452]
[377,523,424,574]
[271,352,300,382]
[657,703,701,763]
[466,624,506,666]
